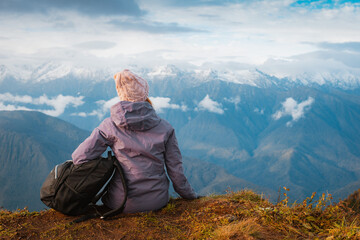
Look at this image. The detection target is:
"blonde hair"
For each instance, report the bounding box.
[146,97,152,106]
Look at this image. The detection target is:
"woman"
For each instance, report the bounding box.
[72,69,197,213]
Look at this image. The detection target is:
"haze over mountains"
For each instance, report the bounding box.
[1,63,360,209]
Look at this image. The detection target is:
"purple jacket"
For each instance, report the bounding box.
[72,101,197,213]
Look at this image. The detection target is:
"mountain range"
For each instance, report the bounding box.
[0,110,266,211]
[1,63,360,208]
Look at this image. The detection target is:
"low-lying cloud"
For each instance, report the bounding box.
[224,96,241,109]
[150,97,187,113]
[273,97,314,126]
[197,95,224,114]
[74,96,188,119]
[73,97,119,119]
[0,92,84,117]
[254,108,264,114]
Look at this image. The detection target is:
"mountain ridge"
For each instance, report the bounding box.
[2,63,360,89]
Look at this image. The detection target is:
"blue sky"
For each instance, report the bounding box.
[291,0,360,9]
[0,0,359,75]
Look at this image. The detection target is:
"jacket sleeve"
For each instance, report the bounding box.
[72,124,112,165]
[164,129,197,199]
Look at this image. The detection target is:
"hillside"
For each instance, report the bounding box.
[343,188,360,213]
[182,157,276,201]
[1,190,359,239]
[0,111,90,211]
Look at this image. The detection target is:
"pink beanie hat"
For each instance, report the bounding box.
[114,69,149,102]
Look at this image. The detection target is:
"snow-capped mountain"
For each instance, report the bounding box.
[0,62,115,83]
[2,62,360,89]
[285,71,360,89]
[1,62,360,204]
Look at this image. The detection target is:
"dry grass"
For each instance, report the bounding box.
[212,218,265,240]
[1,189,360,239]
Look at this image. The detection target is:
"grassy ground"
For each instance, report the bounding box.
[1,189,359,239]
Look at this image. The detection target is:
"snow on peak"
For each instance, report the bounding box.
[217,69,260,86]
[70,67,113,81]
[1,62,360,90]
[147,65,180,79]
[192,68,277,87]
[284,71,360,89]
[194,69,219,81]
[146,66,272,87]
[1,62,113,83]
[31,62,72,82]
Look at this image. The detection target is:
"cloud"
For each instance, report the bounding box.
[224,96,241,108]
[259,49,360,86]
[35,95,84,117]
[108,19,205,34]
[0,93,84,117]
[150,97,187,113]
[72,112,87,117]
[0,102,32,112]
[254,108,264,114]
[75,97,188,118]
[1,0,360,71]
[0,93,33,104]
[315,42,360,53]
[93,97,119,118]
[131,0,360,66]
[197,95,224,114]
[74,41,117,50]
[142,0,242,7]
[0,0,143,16]
[273,97,314,126]
[73,97,119,119]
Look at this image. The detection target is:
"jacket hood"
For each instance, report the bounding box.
[110,101,161,131]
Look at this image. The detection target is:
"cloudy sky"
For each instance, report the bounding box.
[0,0,360,72]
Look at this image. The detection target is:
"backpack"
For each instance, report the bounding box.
[40,151,127,221]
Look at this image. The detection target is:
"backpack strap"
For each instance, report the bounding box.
[71,212,99,223]
[101,155,128,219]
[91,152,115,205]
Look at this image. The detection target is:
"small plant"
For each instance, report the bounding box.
[162,202,176,214]
[279,187,290,206]
[257,188,360,238]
